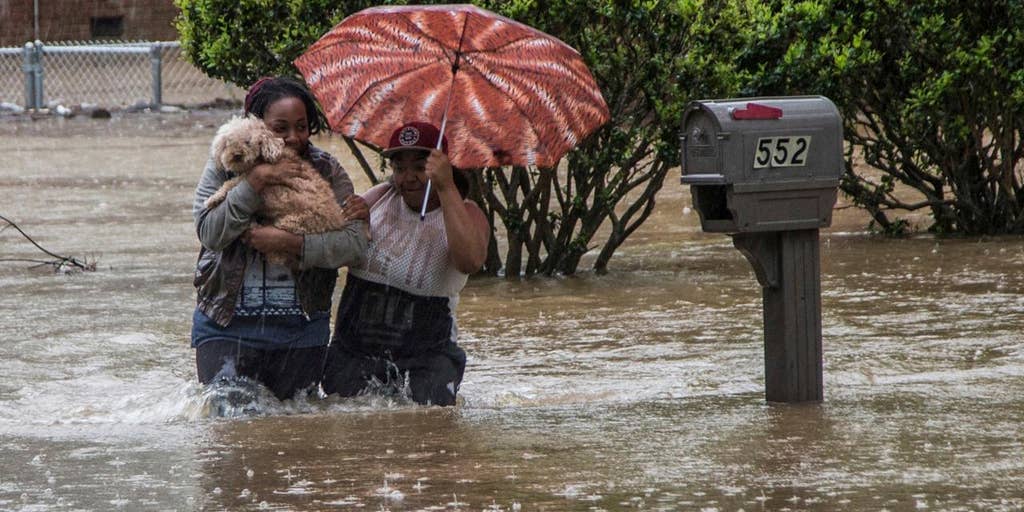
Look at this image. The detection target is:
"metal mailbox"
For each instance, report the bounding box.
[680,96,843,233]
[678,95,844,403]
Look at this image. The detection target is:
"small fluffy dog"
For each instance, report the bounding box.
[204,115,348,265]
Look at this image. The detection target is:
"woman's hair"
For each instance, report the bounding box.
[243,76,327,135]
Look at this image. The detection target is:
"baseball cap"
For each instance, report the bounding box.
[382,121,449,156]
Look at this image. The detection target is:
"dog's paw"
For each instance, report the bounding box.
[204,194,224,209]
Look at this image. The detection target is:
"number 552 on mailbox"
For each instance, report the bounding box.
[679,96,843,233]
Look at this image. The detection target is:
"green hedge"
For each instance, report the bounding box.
[175,0,1024,273]
[738,0,1024,234]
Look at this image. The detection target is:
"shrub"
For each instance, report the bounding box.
[474,0,753,275]
[739,0,1024,235]
[174,0,375,86]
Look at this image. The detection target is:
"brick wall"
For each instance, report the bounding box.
[1,0,180,46]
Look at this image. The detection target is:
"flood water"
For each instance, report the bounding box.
[1,112,1023,511]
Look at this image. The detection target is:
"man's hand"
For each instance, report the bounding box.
[424,149,455,192]
[342,194,369,222]
[242,225,303,258]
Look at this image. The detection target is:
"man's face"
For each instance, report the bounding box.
[390,150,431,210]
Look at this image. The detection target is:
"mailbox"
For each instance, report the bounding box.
[680,96,842,233]
[679,96,844,404]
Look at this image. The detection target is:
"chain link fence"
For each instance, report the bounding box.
[0,46,27,107]
[0,41,243,111]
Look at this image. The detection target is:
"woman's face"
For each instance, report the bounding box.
[390,150,436,211]
[262,96,310,154]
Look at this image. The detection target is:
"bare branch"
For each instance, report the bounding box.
[0,215,97,272]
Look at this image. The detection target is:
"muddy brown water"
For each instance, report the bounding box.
[1,112,1022,511]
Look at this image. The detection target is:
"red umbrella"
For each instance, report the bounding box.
[294,4,610,171]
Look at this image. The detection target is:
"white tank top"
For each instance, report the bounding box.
[349,186,469,301]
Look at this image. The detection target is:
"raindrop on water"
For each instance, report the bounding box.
[447,493,465,508]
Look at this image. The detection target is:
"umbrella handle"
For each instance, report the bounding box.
[420,104,452,220]
[420,180,433,220]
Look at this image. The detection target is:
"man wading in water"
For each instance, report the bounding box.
[321,122,489,406]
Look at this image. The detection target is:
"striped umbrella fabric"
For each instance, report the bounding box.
[294,4,610,169]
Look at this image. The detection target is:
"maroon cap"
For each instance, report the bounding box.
[382,121,449,156]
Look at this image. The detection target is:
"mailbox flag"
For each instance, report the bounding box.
[731,102,784,120]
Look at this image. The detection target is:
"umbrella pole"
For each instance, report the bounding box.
[421,15,469,220]
[419,108,448,220]
[419,67,458,220]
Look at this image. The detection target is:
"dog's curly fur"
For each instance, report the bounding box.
[204,115,348,265]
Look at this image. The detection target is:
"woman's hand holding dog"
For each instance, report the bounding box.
[242,225,302,258]
[240,191,369,260]
[247,162,305,193]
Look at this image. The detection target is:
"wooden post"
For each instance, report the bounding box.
[732,229,823,402]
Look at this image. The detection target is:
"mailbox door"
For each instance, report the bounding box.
[680,107,727,185]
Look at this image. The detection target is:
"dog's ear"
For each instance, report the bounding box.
[260,126,285,163]
[211,122,231,165]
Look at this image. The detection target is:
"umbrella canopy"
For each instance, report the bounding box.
[294,4,610,169]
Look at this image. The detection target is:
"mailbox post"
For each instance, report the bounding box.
[680,96,842,403]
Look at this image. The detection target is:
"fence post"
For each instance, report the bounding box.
[32,40,44,110]
[22,42,36,110]
[149,43,163,108]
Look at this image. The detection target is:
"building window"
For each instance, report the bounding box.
[90,17,124,38]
